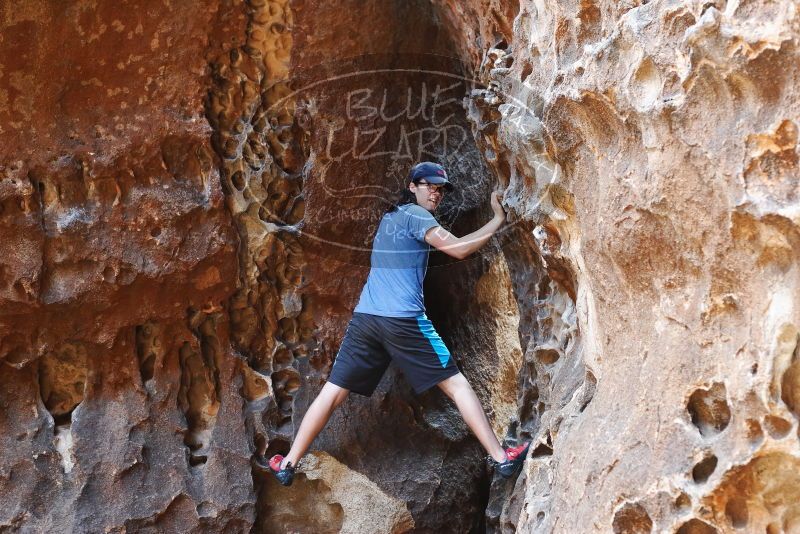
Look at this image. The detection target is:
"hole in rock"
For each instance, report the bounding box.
[780,337,800,417]
[177,314,221,467]
[272,367,301,406]
[38,344,88,473]
[102,265,116,283]
[676,518,719,534]
[763,414,792,439]
[536,347,561,365]
[612,502,653,534]
[278,317,298,344]
[691,453,718,483]
[675,492,692,511]
[231,171,246,191]
[521,61,533,81]
[284,374,301,394]
[745,418,764,446]
[241,364,271,403]
[687,382,731,437]
[531,441,553,457]
[579,370,597,412]
[189,454,208,466]
[264,438,291,463]
[273,347,293,369]
[725,497,749,529]
[135,322,161,385]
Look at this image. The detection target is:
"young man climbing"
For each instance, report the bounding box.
[256,161,530,486]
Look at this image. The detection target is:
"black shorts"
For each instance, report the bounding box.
[328,312,460,396]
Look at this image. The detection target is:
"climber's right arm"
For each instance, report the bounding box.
[425,192,506,260]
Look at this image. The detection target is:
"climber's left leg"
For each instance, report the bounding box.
[436,372,507,462]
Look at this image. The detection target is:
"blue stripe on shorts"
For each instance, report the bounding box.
[416,315,451,368]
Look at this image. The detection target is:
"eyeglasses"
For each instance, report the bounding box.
[415,181,446,193]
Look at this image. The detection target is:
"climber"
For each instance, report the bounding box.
[255,161,530,486]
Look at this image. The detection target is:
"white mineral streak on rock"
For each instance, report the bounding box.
[54,424,75,474]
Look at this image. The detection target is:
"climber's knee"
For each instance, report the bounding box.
[436,372,469,399]
[320,381,350,410]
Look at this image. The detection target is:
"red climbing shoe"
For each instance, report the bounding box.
[488,442,531,479]
[254,454,295,486]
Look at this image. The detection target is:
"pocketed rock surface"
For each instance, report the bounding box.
[1,0,799,533]
[432,0,800,532]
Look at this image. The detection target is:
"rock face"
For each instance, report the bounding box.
[431,0,800,532]
[1,0,799,533]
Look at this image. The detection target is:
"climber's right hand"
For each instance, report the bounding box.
[490,191,505,219]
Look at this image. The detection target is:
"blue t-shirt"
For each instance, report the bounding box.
[354,204,440,317]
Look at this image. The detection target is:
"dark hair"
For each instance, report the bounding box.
[387,169,420,213]
[387,185,417,212]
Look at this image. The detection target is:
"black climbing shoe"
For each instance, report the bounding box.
[254,454,295,486]
[488,442,531,479]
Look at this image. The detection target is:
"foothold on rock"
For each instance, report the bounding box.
[781,345,800,419]
[744,418,764,446]
[687,382,731,437]
[724,497,749,529]
[676,518,719,534]
[612,502,653,534]
[691,453,718,484]
[135,322,162,386]
[675,492,692,512]
[38,344,88,421]
[535,347,561,365]
[177,314,222,467]
[763,414,792,439]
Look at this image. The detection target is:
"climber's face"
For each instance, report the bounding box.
[409,180,444,212]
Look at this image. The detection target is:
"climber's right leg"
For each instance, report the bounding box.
[258,312,390,486]
[282,381,349,467]
[257,382,349,486]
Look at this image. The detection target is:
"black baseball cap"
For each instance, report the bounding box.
[409,162,454,191]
